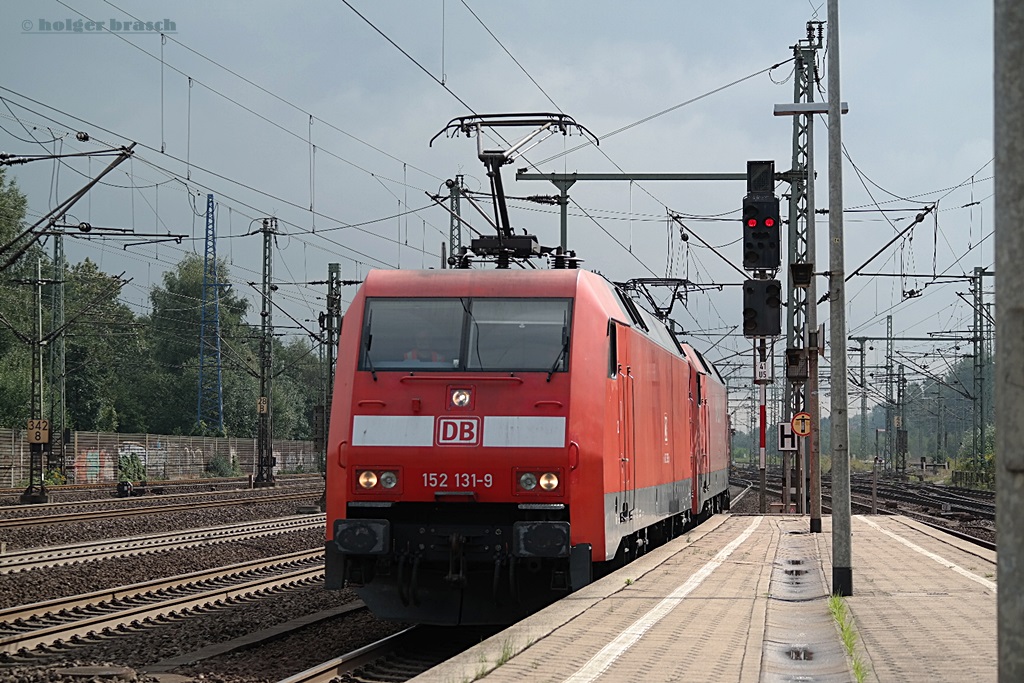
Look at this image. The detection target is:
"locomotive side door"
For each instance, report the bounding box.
[691,370,707,514]
[614,324,635,522]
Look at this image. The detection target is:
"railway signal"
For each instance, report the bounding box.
[742,195,781,270]
[742,279,782,338]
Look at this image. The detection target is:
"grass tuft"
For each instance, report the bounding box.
[828,594,868,683]
[498,637,515,665]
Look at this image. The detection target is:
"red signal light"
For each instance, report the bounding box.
[746,218,757,227]
[764,217,775,227]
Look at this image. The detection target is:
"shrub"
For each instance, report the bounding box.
[118,453,146,482]
[205,453,240,477]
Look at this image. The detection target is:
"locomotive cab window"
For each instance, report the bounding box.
[466,299,571,372]
[359,297,572,373]
[361,299,464,370]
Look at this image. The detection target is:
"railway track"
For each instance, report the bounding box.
[280,628,421,683]
[0,549,324,657]
[0,474,323,499]
[732,474,996,550]
[851,482,995,520]
[0,483,323,517]
[282,626,499,683]
[0,491,317,529]
[0,514,324,574]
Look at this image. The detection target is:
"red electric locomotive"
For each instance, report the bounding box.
[323,267,730,625]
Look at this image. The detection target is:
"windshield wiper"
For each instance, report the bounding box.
[363,313,378,381]
[547,327,569,382]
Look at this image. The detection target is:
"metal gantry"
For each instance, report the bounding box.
[515,172,747,252]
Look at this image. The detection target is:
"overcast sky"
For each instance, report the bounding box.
[1,1,994,418]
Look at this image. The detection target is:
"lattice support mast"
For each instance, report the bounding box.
[197,194,225,433]
[254,218,277,485]
[784,24,821,446]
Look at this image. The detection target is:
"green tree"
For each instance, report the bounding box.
[273,336,323,440]
[0,168,42,427]
[63,258,140,431]
[145,254,252,435]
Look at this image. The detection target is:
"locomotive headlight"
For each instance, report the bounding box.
[451,388,471,407]
[379,471,398,489]
[539,472,559,490]
[358,471,378,489]
[519,472,538,490]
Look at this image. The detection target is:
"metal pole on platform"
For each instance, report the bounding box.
[759,339,767,514]
[995,0,1024,677]
[809,327,822,531]
[827,0,853,596]
[871,458,878,515]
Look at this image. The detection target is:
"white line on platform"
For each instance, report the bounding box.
[858,516,997,593]
[562,517,762,683]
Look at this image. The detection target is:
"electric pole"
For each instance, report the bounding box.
[808,326,822,531]
[994,1,1024,674]
[759,339,768,513]
[197,194,225,434]
[885,315,894,470]
[827,0,853,596]
[972,266,995,465]
[321,263,343,470]
[856,338,867,459]
[254,218,277,487]
[48,234,66,477]
[446,176,464,266]
[13,258,54,503]
[897,364,907,475]
[783,21,822,520]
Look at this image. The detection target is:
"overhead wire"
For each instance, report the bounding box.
[448,0,762,354]
[458,0,562,113]
[0,86,445,269]
[59,0,444,189]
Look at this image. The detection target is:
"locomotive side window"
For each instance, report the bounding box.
[465,299,571,372]
[608,320,618,378]
[361,298,464,370]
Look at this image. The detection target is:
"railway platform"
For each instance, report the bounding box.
[411,513,996,682]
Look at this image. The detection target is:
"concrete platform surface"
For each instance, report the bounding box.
[409,514,996,683]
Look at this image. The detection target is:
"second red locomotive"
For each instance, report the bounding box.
[324,267,729,625]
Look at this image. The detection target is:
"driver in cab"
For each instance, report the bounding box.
[405,330,446,363]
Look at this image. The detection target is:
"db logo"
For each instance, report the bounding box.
[436,417,481,445]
